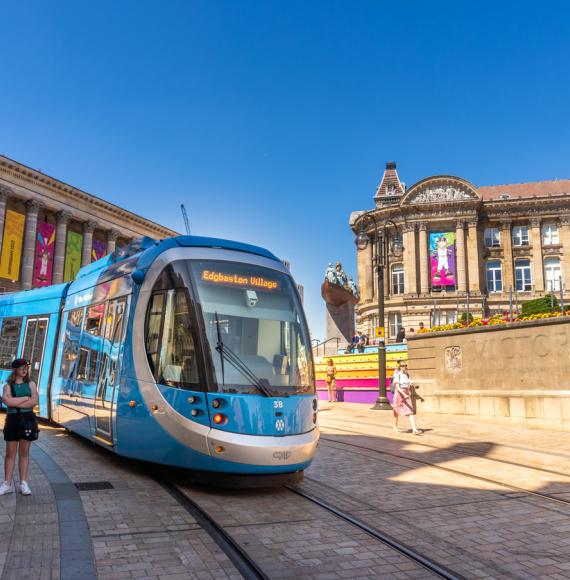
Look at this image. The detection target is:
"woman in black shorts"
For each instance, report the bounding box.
[0,359,39,496]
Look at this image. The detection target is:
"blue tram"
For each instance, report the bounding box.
[0,236,319,477]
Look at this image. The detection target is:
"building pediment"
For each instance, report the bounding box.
[401,176,480,206]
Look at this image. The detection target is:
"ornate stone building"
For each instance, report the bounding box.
[0,155,177,292]
[351,162,570,340]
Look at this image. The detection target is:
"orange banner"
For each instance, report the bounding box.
[0,210,25,281]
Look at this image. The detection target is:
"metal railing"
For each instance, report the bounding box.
[312,337,341,358]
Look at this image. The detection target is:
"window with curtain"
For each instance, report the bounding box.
[388,312,402,339]
[512,226,529,246]
[484,228,500,248]
[391,264,404,295]
[542,224,559,246]
[544,258,562,291]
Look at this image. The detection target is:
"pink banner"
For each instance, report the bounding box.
[33,222,56,287]
[91,239,106,262]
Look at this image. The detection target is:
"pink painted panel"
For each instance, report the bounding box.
[33,222,56,287]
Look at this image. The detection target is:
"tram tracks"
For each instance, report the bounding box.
[158,475,463,580]
[319,434,570,509]
[157,478,269,580]
[284,484,462,580]
[321,417,570,477]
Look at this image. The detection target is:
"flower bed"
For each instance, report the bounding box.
[428,310,570,333]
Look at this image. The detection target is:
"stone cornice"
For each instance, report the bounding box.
[0,156,178,238]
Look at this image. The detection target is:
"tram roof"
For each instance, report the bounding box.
[0,236,281,307]
[74,235,280,281]
[0,283,68,307]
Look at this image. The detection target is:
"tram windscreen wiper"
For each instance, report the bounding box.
[214,311,225,386]
[214,311,272,398]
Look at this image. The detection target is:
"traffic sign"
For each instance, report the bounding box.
[375,326,385,338]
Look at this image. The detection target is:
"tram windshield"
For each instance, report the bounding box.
[189,260,314,395]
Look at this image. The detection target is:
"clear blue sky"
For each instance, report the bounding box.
[2,0,570,340]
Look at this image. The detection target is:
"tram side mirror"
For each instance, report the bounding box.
[245,290,258,308]
[131,269,146,285]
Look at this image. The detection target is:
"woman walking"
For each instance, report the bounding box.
[392,360,422,435]
[0,359,39,496]
[325,358,337,402]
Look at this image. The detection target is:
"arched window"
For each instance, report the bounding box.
[485,260,503,293]
[544,258,562,291]
[515,259,532,291]
[391,264,404,295]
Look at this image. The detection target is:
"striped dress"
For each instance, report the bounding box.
[392,370,415,417]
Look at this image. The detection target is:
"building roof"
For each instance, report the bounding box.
[478,179,570,201]
[0,154,179,238]
[374,161,406,202]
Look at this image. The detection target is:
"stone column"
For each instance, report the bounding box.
[559,215,570,293]
[466,218,481,294]
[403,223,418,295]
[0,185,11,257]
[356,236,373,302]
[500,220,514,293]
[81,220,98,266]
[21,200,43,290]
[53,210,72,285]
[455,220,467,292]
[107,229,120,255]
[419,223,429,294]
[530,217,544,293]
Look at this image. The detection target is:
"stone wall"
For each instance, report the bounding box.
[407,317,570,431]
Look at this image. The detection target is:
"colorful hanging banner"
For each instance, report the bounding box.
[91,239,106,262]
[0,210,25,281]
[64,231,83,282]
[33,222,56,287]
[430,231,457,287]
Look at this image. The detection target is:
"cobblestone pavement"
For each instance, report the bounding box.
[0,406,569,579]
[315,403,570,579]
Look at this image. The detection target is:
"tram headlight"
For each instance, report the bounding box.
[212,399,221,409]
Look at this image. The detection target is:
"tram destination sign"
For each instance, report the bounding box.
[201,269,280,291]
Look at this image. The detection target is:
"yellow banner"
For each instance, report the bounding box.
[0,210,25,281]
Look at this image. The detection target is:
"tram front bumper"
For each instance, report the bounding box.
[206,426,320,467]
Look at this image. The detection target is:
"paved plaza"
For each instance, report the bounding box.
[1,405,569,579]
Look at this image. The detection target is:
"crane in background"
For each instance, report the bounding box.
[180,204,191,235]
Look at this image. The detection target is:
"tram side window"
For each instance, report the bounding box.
[76,347,89,381]
[81,303,105,383]
[0,317,23,369]
[60,308,84,379]
[145,287,200,389]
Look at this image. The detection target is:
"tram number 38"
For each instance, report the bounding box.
[273,401,284,408]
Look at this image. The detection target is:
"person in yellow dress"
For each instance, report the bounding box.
[325,358,337,402]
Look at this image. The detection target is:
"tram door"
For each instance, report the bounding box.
[94,298,127,442]
[21,317,49,384]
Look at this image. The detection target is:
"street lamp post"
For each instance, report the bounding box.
[353,212,403,410]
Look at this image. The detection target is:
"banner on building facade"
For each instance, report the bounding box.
[429,231,456,287]
[64,231,83,282]
[33,222,56,287]
[0,210,26,281]
[91,239,106,262]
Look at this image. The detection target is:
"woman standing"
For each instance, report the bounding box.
[392,360,422,435]
[325,358,337,402]
[0,359,39,496]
